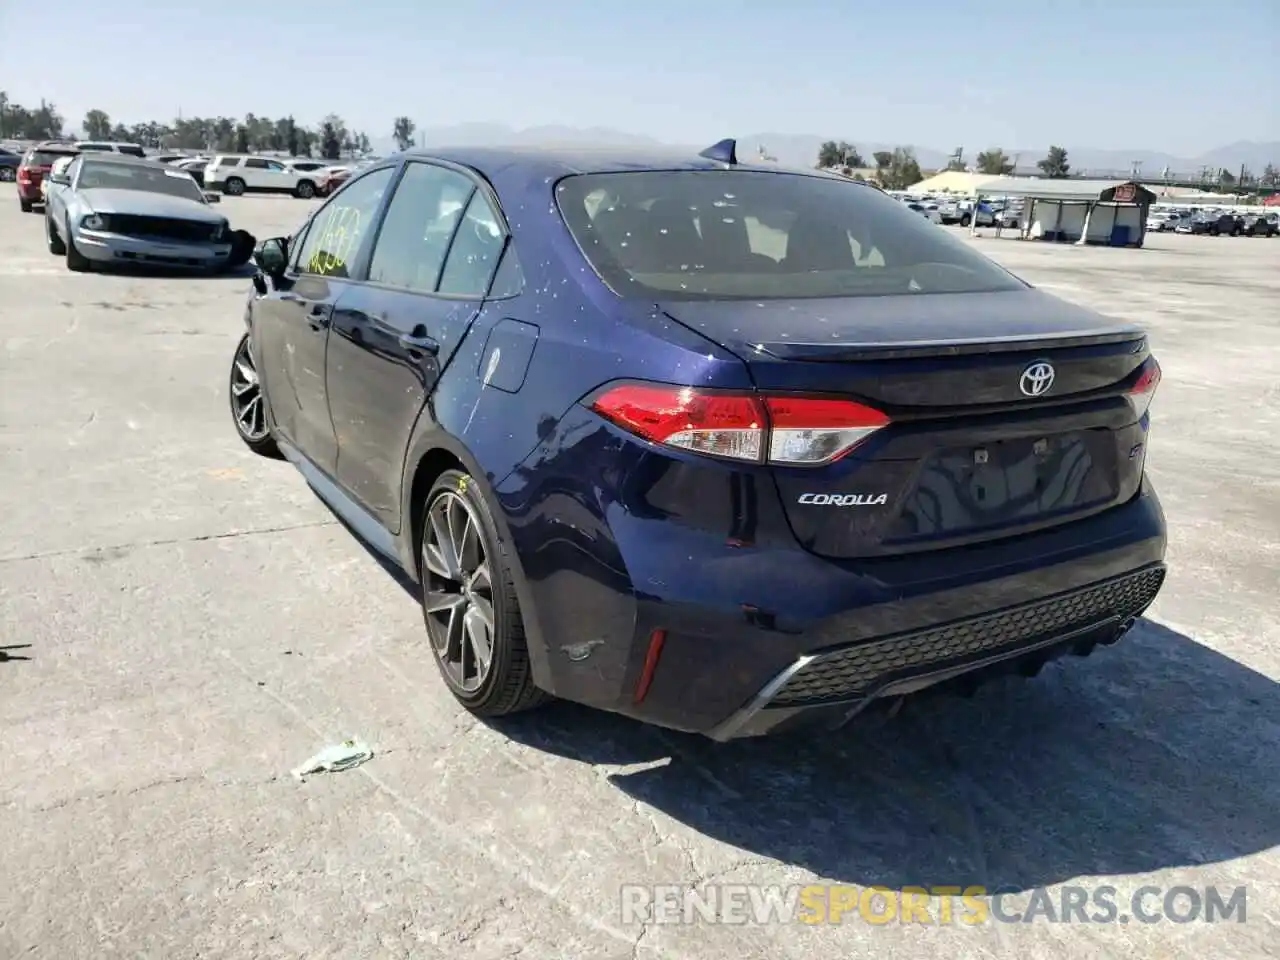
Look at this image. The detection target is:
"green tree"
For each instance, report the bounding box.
[1036,145,1070,178]
[817,139,862,168]
[945,148,966,172]
[976,148,1015,176]
[320,118,343,161]
[83,109,112,140]
[873,147,923,190]
[1218,168,1236,187]
[392,116,416,152]
[1261,163,1278,188]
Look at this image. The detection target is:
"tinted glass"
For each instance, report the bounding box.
[75,160,205,201]
[76,144,112,152]
[367,162,475,292]
[437,191,507,296]
[555,171,1025,301]
[216,157,240,167]
[294,166,394,278]
[244,158,268,169]
[117,145,146,158]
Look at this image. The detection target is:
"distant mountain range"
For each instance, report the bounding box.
[371,124,1279,177]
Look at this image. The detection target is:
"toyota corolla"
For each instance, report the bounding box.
[229,140,1166,740]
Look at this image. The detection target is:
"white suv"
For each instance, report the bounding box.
[205,155,320,198]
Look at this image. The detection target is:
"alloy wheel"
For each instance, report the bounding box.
[422,491,495,693]
[230,336,268,441]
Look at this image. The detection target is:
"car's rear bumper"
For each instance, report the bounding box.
[707,562,1163,739]
[519,471,1167,739]
[17,183,42,201]
[74,230,232,269]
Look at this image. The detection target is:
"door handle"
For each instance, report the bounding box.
[398,332,440,356]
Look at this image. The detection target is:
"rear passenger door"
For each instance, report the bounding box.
[325,160,508,530]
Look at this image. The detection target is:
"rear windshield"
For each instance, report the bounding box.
[555,171,1025,301]
[25,150,77,167]
[76,159,204,202]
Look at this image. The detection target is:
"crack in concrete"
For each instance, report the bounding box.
[11,773,278,814]
[0,519,337,566]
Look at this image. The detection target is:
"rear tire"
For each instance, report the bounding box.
[0,167,15,182]
[46,214,65,255]
[959,213,972,227]
[19,197,34,213]
[224,176,246,196]
[420,469,548,717]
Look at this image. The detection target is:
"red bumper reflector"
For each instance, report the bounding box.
[633,629,667,704]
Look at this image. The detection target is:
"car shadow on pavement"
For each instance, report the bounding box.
[491,619,1279,893]
[85,264,258,280]
[1,644,33,662]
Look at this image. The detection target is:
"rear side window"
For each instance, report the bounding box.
[294,166,395,278]
[118,144,146,158]
[244,158,268,169]
[437,191,507,296]
[216,157,240,168]
[555,171,1025,301]
[367,162,476,293]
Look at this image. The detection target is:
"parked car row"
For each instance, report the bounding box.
[894,191,1025,229]
[1147,206,1278,237]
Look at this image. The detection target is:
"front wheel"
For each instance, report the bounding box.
[294,180,315,199]
[420,470,548,717]
[47,215,65,255]
[959,213,972,227]
[223,177,246,196]
[65,221,91,272]
[229,333,282,458]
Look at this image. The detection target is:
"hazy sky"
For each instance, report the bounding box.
[2,0,1275,154]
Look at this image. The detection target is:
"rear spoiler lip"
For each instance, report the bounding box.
[751,327,1148,362]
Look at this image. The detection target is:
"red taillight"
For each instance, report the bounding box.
[17,167,33,183]
[589,383,890,465]
[1126,357,1161,421]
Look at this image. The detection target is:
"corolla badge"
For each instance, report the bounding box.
[797,493,887,506]
[1019,360,1055,397]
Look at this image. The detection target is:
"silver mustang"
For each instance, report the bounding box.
[44,154,233,272]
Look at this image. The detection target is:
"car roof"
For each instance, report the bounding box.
[400,144,839,181]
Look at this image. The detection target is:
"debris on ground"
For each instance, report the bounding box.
[291,738,374,781]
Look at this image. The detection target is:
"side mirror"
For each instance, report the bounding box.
[48,172,70,186]
[204,191,221,203]
[253,237,289,276]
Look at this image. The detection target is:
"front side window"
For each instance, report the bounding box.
[367,162,477,293]
[294,166,395,278]
[555,171,1026,301]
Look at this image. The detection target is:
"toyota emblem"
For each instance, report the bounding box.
[1019,361,1055,397]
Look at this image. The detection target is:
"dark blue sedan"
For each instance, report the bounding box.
[229,140,1167,740]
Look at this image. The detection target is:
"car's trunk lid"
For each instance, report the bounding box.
[659,289,1154,559]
